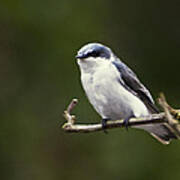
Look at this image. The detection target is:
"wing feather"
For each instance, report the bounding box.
[112,59,159,113]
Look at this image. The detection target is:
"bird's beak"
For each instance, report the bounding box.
[75,54,86,59]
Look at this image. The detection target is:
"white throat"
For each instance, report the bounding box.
[77,57,111,74]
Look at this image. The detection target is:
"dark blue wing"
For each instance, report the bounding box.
[112,59,159,113]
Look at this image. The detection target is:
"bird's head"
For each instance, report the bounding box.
[76,43,112,62]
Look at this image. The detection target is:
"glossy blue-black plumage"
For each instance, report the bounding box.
[76,43,111,59]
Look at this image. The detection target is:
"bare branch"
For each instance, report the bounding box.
[62,94,180,135]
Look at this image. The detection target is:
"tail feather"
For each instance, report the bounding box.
[138,98,178,144]
[135,123,178,144]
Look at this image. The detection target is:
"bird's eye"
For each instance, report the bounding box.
[90,51,100,57]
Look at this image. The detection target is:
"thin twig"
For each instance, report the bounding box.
[158,93,180,137]
[63,113,165,133]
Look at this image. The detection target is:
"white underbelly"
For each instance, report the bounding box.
[81,70,149,120]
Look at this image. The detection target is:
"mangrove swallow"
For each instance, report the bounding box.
[76,42,177,144]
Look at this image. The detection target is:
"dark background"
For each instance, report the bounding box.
[1,0,180,179]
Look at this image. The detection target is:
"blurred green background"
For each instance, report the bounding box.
[1,0,180,179]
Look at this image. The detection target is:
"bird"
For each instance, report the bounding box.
[75,42,177,144]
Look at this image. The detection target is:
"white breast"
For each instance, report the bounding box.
[78,57,149,120]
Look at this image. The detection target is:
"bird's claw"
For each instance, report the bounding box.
[123,117,129,131]
[102,118,110,134]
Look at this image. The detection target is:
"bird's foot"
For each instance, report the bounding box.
[102,118,110,134]
[123,115,134,131]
